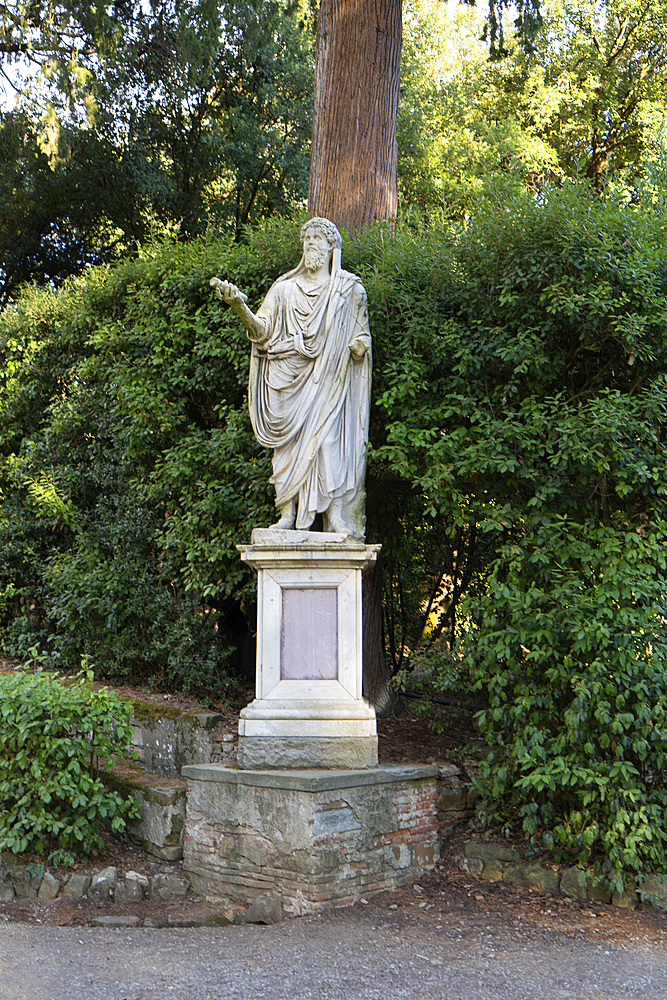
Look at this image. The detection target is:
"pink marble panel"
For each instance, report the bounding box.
[281,587,338,680]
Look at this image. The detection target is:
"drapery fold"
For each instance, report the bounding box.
[248,256,371,530]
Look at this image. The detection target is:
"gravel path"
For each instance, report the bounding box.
[1,896,665,1000]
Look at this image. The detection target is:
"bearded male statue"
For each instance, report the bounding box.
[211,218,371,538]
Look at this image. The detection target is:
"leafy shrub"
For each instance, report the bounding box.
[464,518,667,890]
[0,666,139,865]
[361,183,667,884]
[3,186,667,883]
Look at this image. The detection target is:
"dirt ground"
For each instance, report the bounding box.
[0,850,665,1000]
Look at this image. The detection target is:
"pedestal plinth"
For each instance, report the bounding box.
[182,764,439,915]
[237,529,380,769]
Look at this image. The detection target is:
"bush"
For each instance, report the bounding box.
[0,665,139,865]
[465,518,667,890]
[3,186,667,882]
[0,228,293,693]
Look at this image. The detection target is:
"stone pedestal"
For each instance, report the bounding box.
[237,529,380,769]
[182,764,439,916]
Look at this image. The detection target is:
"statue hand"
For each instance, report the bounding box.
[349,337,369,360]
[210,277,248,306]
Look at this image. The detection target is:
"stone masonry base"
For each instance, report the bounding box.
[237,735,378,770]
[182,764,439,916]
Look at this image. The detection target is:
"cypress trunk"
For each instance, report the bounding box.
[308,0,402,232]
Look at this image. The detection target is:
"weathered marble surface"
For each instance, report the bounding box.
[211,217,371,538]
[236,532,379,768]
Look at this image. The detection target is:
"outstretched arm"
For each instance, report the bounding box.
[210,278,267,343]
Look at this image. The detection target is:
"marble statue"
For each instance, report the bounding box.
[211,218,371,537]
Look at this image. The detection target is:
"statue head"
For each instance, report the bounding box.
[300,218,342,274]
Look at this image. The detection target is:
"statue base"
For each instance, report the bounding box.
[182,764,439,915]
[237,736,377,770]
[237,529,380,770]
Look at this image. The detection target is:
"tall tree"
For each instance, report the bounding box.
[308,0,402,232]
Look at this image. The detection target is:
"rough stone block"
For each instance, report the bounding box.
[105,764,186,862]
[560,866,587,901]
[237,736,378,770]
[481,860,504,882]
[149,873,189,902]
[639,874,667,911]
[115,878,144,904]
[464,842,519,863]
[61,873,91,898]
[183,765,438,913]
[502,863,526,886]
[130,703,225,777]
[612,888,637,909]
[587,876,613,904]
[37,872,60,899]
[463,856,484,876]
[92,915,140,927]
[525,864,559,893]
[244,895,283,924]
[0,874,15,901]
[436,764,461,780]
[11,868,42,899]
[88,867,118,902]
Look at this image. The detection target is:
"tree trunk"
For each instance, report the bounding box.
[362,549,394,714]
[308,0,402,232]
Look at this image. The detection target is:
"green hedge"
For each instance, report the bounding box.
[2,185,667,883]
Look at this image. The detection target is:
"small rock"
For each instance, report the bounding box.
[436,764,461,779]
[525,864,559,893]
[37,872,60,900]
[502,863,526,886]
[464,842,519,863]
[560,866,588,902]
[91,915,140,927]
[463,857,484,875]
[88,867,118,902]
[587,875,612,905]
[244,896,283,925]
[481,861,504,882]
[612,888,637,909]
[61,874,92,898]
[126,870,150,886]
[148,873,189,902]
[115,878,144,904]
[11,867,42,899]
[0,875,15,902]
[639,875,667,911]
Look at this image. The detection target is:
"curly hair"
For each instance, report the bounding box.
[300,217,342,249]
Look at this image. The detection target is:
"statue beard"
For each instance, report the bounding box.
[304,247,329,272]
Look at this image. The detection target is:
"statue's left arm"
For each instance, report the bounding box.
[348,284,371,361]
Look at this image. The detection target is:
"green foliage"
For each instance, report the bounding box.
[0,225,305,693]
[398,0,667,218]
[3,184,667,882]
[357,182,667,884]
[0,2,314,300]
[468,519,667,889]
[0,663,139,866]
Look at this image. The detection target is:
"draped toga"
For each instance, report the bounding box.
[248,265,371,533]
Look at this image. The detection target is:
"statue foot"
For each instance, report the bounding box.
[270,500,296,529]
[270,513,296,529]
[323,501,353,535]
